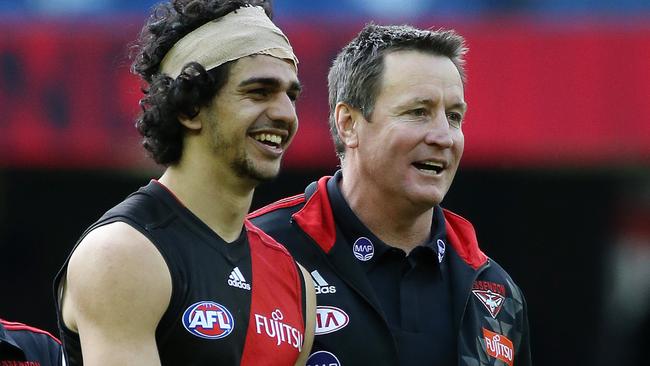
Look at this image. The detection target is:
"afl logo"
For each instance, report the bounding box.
[315,306,349,335]
[352,237,374,261]
[307,350,341,366]
[182,301,234,339]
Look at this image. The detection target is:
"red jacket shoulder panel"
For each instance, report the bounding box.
[291,176,337,253]
[442,209,488,270]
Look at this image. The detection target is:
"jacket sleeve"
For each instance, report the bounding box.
[39,331,64,366]
[517,288,533,366]
[54,341,65,366]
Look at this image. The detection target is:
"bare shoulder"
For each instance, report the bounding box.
[62,221,171,333]
[294,263,315,366]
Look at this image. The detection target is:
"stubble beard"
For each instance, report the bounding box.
[210,123,278,184]
[230,154,277,183]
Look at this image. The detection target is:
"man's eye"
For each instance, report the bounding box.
[249,89,270,98]
[409,108,427,116]
[447,112,463,128]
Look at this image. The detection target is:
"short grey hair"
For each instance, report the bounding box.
[327,23,468,159]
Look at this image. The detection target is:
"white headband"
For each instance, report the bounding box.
[159,6,298,78]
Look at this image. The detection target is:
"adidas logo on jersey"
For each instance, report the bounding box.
[311,270,336,295]
[228,267,251,290]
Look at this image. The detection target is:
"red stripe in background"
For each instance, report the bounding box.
[0,18,648,168]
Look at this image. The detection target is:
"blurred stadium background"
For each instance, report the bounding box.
[1,0,649,365]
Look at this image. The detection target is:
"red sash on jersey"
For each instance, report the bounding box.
[240,221,304,365]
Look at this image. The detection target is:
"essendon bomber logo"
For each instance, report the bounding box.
[182,301,234,339]
[472,280,506,318]
[482,328,514,366]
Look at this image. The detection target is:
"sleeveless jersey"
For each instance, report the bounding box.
[53,181,306,366]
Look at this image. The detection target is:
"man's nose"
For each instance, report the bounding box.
[424,113,454,148]
[266,93,297,126]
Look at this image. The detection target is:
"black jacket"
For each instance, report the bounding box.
[0,319,63,366]
[250,175,532,366]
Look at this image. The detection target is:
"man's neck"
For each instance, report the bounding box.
[339,169,433,253]
[158,159,254,243]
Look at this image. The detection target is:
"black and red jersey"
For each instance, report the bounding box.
[0,319,62,366]
[53,181,306,365]
[249,173,532,366]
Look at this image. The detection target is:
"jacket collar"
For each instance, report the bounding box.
[292,176,337,252]
[292,175,488,270]
[292,174,490,343]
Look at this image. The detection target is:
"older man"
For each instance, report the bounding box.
[250,24,532,366]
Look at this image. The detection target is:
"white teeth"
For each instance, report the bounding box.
[420,161,443,169]
[414,161,444,174]
[253,133,282,145]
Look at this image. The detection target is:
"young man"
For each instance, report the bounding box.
[0,319,63,366]
[250,24,532,365]
[53,1,315,365]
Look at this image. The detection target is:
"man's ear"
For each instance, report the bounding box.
[178,112,202,131]
[335,102,361,149]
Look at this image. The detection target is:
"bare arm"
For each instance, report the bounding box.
[60,222,172,366]
[294,264,316,366]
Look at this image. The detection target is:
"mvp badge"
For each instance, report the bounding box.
[352,237,374,261]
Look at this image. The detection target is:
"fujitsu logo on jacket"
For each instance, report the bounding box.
[482,328,514,366]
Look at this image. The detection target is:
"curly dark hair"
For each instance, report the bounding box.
[328,23,468,160]
[131,0,273,165]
